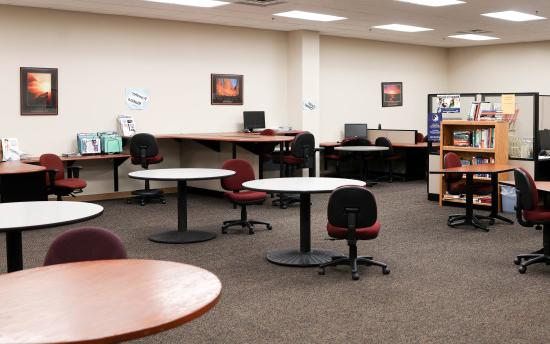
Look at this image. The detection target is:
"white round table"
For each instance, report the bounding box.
[128,168,235,244]
[242,177,366,267]
[335,146,389,184]
[0,201,104,273]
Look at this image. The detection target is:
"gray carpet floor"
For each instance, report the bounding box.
[1,181,549,343]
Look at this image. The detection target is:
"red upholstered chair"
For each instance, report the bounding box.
[127,133,166,206]
[318,186,390,280]
[39,154,87,201]
[415,132,425,143]
[513,168,550,274]
[221,159,272,235]
[43,227,127,266]
[374,137,405,183]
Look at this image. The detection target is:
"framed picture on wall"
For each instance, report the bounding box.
[20,67,58,115]
[211,74,243,105]
[381,82,403,107]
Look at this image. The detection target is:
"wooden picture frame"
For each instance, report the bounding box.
[20,67,58,115]
[381,82,403,107]
[211,74,243,105]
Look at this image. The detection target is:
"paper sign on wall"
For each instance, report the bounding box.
[125,88,150,110]
[501,94,516,115]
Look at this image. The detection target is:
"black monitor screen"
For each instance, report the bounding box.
[344,123,368,139]
[539,129,550,151]
[243,111,266,131]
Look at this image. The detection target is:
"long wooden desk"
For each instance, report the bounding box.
[21,153,130,192]
[0,162,47,203]
[155,132,295,178]
[320,141,435,148]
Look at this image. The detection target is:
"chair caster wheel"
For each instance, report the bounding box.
[140,201,145,206]
[161,199,166,204]
[514,257,521,265]
[489,219,495,225]
[267,225,273,230]
[282,205,287,209]
[518,265,527,274]
[318,268,325,275]
[126,199,131,204]
[352,272,360,280]
[221,229,227,234]
[382,267,390,275]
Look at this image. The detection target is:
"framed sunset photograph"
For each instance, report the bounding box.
[381,82,403,107]
[20,67,58,115]
[211,74,243,105]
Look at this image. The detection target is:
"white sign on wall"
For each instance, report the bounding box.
[125,88,150,110]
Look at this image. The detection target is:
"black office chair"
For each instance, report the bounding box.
[513,168,550,274]
[318,186,389,280]
[273,132,315,209]
[127,133,166,206]
[375,137,404,183]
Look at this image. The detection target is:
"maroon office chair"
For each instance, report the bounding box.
[221,159,272,235]
[374,137,404,183]
[319,186,390,280]
[259,128,278,163]
[44,227,127,266]
[323,137,372,176]
[127,133,166,206]
[39,154,87,201]
[415,132,425,143]
[513,168,550,274]
[444,152,493,226]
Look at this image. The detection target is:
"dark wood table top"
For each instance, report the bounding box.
[0,161,45,175]
[0,259,222,344]
[21,153,130,164]
[155,132,294,143]
[500,180,550,193]
[430,164,516,174]
[319,141,436,148]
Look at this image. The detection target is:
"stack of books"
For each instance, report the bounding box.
[452,128,495,148]
[468,102,503,121]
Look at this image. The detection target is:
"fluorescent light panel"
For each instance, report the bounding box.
[448,34,499,41]
[144,0,229,8]
[273,10,347,22]
[373,24,433,32]
[397,0,465,7]
[482,10,546,22]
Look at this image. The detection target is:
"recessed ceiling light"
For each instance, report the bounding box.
[273,10,347,22]
[144,0,229,8]
[373,24,433,32]
[397,0,465,7]
[448,34,500,41]
[481,10,546,22]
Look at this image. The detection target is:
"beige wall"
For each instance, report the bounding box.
[319,36,449,142]
[0,6,288,194]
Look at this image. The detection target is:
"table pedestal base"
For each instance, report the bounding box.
[149,230,216,244]
[266,249,342,267]
[447,214,494,232]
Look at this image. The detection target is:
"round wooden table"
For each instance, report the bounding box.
[129,168,235,244]
[0,259,222,344]
[243,177,366,267]
[0,201,103,273]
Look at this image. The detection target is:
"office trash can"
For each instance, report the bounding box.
[501,185,516,213]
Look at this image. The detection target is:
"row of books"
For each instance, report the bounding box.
[468,102,504,121]
[461,156,495,178]
[452,128,495,149]
[443,194,492,204]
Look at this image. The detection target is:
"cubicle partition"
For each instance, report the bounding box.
[367,129,417,145]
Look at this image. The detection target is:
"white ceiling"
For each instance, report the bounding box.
[2,0,550,47]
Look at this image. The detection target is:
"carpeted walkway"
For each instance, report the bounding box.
[1,181,549,343]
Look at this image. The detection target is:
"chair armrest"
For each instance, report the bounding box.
[44,169,58,187]
[67,165,83,178]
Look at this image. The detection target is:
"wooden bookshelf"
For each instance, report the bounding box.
[439,120,509,207]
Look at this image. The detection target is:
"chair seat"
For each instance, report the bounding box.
[324,153,341,160]
[382,153,404,161]
[54,178,87,190]
[225,191,267,203]
[282,155,304,165]
[524,206,550,222]
[327,221,381,240]
[131,155,164,165]
[448,180,492,195]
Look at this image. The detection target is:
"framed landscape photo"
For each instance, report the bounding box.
[381,82,403,107]
[211,74,243,105]
[20,67,58,115]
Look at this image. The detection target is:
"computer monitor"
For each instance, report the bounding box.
[538,129,550,151]
[243,111,266,132]
[344,123,368,139]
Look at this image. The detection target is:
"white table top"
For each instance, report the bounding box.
[335,146,389,152]
[242,177,366,194]
[129,168,235,181]
[0,201,103,231]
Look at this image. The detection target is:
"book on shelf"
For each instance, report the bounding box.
[453,131,472,146]
[468,101,503,121]
[452,128,495,149]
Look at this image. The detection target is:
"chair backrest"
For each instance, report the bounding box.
[39,154,64,181]
[374,137,394,156]
[514,168,539,212]
[415,132,425,143]
[328,186,377,229]
[290,132,315,168]
[221,159,255,192]
[341,137,371,147]
[443,152,463,184]
[43,227,127,266]
[260,129,276,136]
[130,133,159,159]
